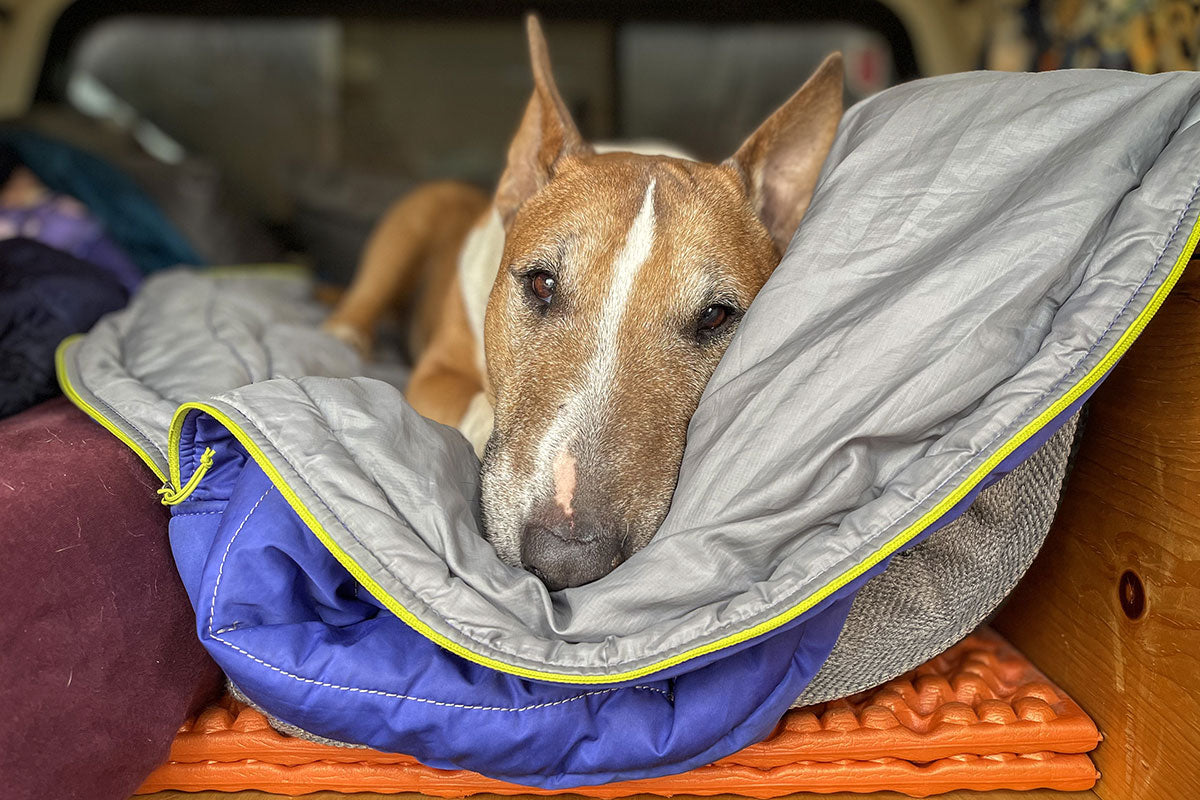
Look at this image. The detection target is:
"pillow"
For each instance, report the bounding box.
[0,398,223,799]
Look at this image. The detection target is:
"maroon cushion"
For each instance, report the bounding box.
[0,397,222,799]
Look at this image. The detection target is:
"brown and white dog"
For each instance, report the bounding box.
[326,16,843,590]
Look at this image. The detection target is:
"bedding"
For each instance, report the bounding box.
[0,129,202,273]
[0,238,128,419]
[0,398,224,800]
[57,68,1200,787]
[1,145,142,292]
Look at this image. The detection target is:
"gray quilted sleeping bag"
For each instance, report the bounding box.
[56,69,1200,787]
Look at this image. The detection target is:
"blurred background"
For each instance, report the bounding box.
[0,0,1197,286]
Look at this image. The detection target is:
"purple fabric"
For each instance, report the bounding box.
[167,410,860,789]
[0,398,224,800]
[0,198,142,293]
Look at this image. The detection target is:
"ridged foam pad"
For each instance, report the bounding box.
[136,628,1100,797]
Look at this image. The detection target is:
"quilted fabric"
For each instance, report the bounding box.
[56,69,1200,785]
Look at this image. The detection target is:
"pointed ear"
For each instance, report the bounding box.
[494,14,591,224]
[726,53,844,252]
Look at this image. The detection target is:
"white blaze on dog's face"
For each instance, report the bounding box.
[481,17,844,590]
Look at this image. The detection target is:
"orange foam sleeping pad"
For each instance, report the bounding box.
[137,627,1100,797]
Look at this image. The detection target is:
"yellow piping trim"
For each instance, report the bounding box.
[67,209,1188,684]
[159,447,215,505]
[55,335,167,483]
[167,214,1200,684]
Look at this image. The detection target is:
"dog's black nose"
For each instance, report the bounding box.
[519,508,626,591]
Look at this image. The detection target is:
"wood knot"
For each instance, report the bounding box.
[1118,570,1146,620]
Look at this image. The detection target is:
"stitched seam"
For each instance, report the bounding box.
[207,487,273,634]
[217,399,503,655]
[203,281,258,384]
[87,388,167,463]
[870,177,1200,528]
[293,381,423,534]
[73,276,270,471]
[204,484,672,710]
[669,176,1200,638]
[210,637,670,711]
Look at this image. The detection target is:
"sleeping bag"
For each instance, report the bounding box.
[57,68,1200,787]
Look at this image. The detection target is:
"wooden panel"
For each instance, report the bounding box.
[994,261,1200,798]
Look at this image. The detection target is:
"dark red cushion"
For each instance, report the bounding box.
[0,397,223,799]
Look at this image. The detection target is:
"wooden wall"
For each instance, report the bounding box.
[995,261,1200,799]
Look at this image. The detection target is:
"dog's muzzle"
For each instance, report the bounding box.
[519,504,628,590]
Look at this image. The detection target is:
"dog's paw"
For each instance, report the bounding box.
[322,320,373,359]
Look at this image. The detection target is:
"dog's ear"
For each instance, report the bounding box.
[494,15,591,224]
[727,53,844,252]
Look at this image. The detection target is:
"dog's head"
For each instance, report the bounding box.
[481,17,843,590]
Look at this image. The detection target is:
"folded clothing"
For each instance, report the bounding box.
[0,129,202,273]
[0,238,128,419]
[0,146,142,293]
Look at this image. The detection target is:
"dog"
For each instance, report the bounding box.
[326,16,844,590]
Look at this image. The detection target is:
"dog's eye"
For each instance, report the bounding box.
[697,304,732,332]
[693,303,740,344]
[526,270,557,304]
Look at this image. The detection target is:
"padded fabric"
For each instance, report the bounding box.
[55,267,403,470]
[56,69,1200,786]
[0,398,224,800]
[0,238,128,419]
